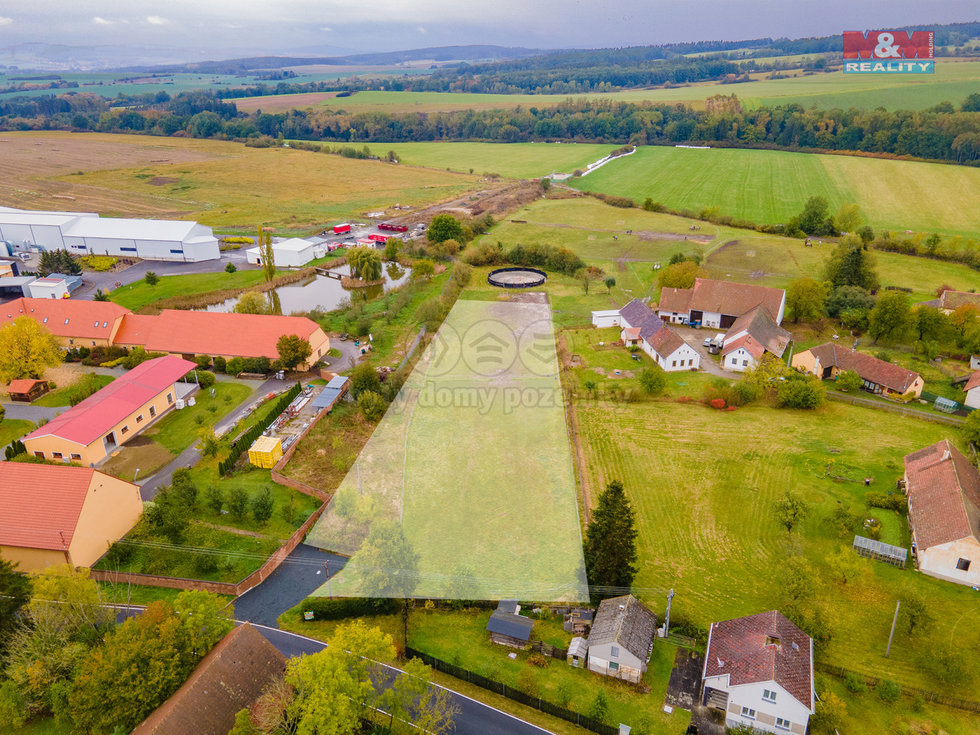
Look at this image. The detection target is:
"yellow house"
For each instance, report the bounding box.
[792,342,923,398]
[248,435,283,468]
[0,463,143,570]
[24,355,196,466]
[0,297,129,348]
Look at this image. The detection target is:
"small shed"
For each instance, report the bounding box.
[486,600,534,648]
[852,535,907,568]
[247,435,283,468]
[312,375,350,414]
[563,606,594,635]
[6,378,49,402]
[567,636,588,667]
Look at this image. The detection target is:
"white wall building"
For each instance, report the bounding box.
[720,306,791,373]
[245,238,316,268]
[592,299,700,372]
[26,276,70,299]
[965,372,980,410]
[0,207,219,262]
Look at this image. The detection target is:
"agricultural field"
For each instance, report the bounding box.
[307,297,588,601]
[575,398,980,704]
[0,132,479,231]
[573,145,980,237]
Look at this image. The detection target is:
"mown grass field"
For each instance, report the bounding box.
[377,141,615,178]
[0,132,479,231]
[0,419,33,448]
[108,269,266,311]
[573,145,980,237]
[575,398,980,708]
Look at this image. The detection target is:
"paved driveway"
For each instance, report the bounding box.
[673,326,731,378]
[0,403,66,422]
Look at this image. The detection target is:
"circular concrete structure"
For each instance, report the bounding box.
[487,267,547,289]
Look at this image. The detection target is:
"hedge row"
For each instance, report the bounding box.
[218,381,301,475]
[301,596,399,621]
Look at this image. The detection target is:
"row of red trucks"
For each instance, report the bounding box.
[332,222,408,235]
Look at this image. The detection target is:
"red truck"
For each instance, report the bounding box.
[378,223,408,233]
[368,234,388,243]
[332,223,352,234]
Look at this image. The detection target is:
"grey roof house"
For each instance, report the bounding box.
[486,600,534,648]
[586,594,657,683]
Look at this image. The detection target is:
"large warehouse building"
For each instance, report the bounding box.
[0,206,220,262]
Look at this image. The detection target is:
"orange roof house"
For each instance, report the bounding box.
[0,463,143,571]
[656,278,786,328]
[0,297,129,347]
[904,440,980,587]
[6,378,50,402]
[24,355,195,466]
[791,343,923,397]
[132,623,287,735]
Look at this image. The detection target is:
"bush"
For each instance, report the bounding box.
[866,491,907,513]
[844,671,867,694]
[357,390,388,422]
[227,488,250,522]
[213,356,227,373]
[876,679,901,702]
[777,376,826,409]
[205,486,224,513]
[252,488,274,523]
[836,370,862,392]
[301,596,399,620]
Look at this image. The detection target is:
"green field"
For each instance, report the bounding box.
[109,270,266,311]
[573,145,980,237]
[379,141,615,178]
[575,398,980,704]
[307,297,588,601]
[0,419,33,448]
[33,373,115,407]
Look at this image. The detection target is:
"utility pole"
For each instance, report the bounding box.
[664,588,675,638]
[885,600,901,657]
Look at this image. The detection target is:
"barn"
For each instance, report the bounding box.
[246,238,316,268]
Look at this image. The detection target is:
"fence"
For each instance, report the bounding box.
[815,662,980,714]
[219,381,302,475]
[405,647,619,735]
[826,391,964,426]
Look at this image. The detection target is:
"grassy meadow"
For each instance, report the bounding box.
[108,269,266,311]
[573,145,980,237]
[378,141,615,178]
[0,132,478,231]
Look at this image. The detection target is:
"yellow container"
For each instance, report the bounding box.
[247,435,283,469]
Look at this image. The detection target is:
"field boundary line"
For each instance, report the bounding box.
[826,391,964,426]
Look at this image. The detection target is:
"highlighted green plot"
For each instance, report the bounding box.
[307,298,588,601]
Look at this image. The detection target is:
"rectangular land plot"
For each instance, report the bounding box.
[307,297,588,601]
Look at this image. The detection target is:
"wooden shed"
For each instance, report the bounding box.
[247,435,283,468]
[6,378,49,402]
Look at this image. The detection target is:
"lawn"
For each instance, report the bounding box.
[109,269,266,311]
[574,397,980,702]
[99,437,174,483]
[307,297,589,601]
[0,418,33,448]
[0,132,479,231]
[33,373,114,407]
[573,145,980,238]
[144,381,253,454]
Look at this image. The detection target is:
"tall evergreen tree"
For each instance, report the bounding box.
[583,480,638,603]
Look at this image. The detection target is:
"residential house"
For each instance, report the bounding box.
[0,463,143,571]
[903,440,980,587]
[791,343,924,398]
[701,610,814,735]
[23,355,196,466]
[971,355,980,371]
[964,371,980,410]
[586,594,657,684]
[6,378,50,402]
[131,623,287,735]
[656,278,786,328]
[721,306,792,372]
[0,297,129,348]
[935,290,980,315]
[591,298,700,371]
[486,600,534,648]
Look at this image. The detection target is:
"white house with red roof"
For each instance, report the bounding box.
[592,299,699,371]
[701,610,814,735]
[721,306,792,372]
[23,355,196,466]
[656,278,786,328]
[904,440,980,587]
[963,371,980,410]
[0,463,143,571]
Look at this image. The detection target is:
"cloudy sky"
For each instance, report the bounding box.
[0,0,976,58]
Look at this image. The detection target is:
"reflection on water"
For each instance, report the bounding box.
[202,262,410,315]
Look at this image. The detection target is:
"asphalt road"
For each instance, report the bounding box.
[109,605,554,735]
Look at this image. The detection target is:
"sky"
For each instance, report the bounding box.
[0,0,977,61]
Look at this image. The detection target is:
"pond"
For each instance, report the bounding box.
[201,262,411,315]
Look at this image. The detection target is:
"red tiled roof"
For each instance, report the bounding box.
[806,343,920,394]
[725,306,791,358]
[704,610,813,710]
[0,297,129,339]
[904,440,980,550]
[646,324,686,358]
[25,355,194,447]
[721,333,766,360]
[688,279,784,321]
[7,378,45,393]
[939,290,980,311]
[964,371,980,392]
[132,623,287,735]
[116,310,323,360]
[0,464,96,550]
[657,287,693,313]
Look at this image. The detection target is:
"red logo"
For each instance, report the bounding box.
[843,30,934,59]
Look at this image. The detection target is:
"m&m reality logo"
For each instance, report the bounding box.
[843,30,934,74]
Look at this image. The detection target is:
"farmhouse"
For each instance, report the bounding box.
[903,440,980,587]
[721,306,791,372]
[586,594,657,684]
[0,206,219,262]
[0,463,143,571]
[655,278,786,328]
[935,289,980,315]
[701,610,814,735]
[23,355,196,466]
[0,297,129,348]
[245,237,317,268]
[132,623,287,735]
[591,299,700,371]
[486,600,534,648]
[963,371,980,410]
[6,378,50,402]
[791,343,923,397]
